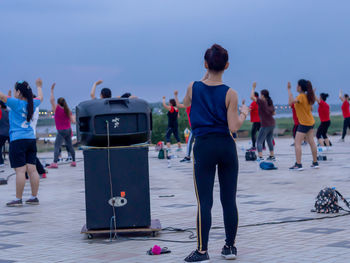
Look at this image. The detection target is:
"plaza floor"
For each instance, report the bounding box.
[0,136,350,263]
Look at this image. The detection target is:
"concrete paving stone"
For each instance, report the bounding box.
[0,137,350,262]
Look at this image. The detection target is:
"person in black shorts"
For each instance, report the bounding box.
[162,96,182,151]
[182,44,249,262]
[0,79,43,207]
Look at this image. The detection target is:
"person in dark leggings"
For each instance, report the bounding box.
[47,83,76,168]
[339,91,350,142]
[0,101,9,167]
[174,90,194,162]
[162,96,181,151]
[182,44,249,262]
[249,93,265,151]
[315,93,331,147]
[250,83,276,161]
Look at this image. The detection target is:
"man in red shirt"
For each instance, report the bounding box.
[339,90,350,142]
[249,92,264,151]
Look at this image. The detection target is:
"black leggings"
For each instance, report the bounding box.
[342,117,350,139]
[193,134,238,251]
[316,121,331,139]
[165,125,180,143]
[251,122,260,148]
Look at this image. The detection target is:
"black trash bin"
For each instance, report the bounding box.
[76,98,151,147]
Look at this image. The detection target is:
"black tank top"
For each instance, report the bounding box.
[167,106,178,127]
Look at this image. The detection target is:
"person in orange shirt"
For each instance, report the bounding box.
[287,80,319,171]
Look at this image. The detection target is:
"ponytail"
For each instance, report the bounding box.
[57,97,71,118]
[298,79,315,105]
[15,81,34,122]
[261,89,273,106]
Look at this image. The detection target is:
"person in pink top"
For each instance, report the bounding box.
[48,83,76,168]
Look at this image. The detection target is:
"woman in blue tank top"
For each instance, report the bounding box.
[182,44,249,262]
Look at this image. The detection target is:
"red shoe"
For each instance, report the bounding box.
[47,163,58,169]
[41,173,47,179]
[71,161,76,167]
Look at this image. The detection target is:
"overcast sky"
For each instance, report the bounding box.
[1,0,349,108]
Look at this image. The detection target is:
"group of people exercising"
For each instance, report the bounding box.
[1,43,350,262]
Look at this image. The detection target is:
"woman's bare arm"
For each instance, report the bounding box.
[162,97,171,111]
[314,89,320,104]
[50,83,57,112]
[288,82,298,105]
[250,82,258,102]
[90,80,103,99]
[0,92,8,103]
[70,114,76,124]
[183,82,194,108]
[35,78,44,102]
[226,89,249,132]
[339,90,345,102]
[174,90,185,108]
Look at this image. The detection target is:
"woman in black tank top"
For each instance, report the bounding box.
[181,44,249,262]
[162,97,181,151]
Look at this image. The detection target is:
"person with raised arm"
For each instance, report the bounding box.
[248,90,265,151]
[315,91,331,147]
[174,90,193,162]
[288,80,319,171]
[250,82,276,161]
[0,79,43,207]
[182,44,249,262]
[162,96,182,151]
[47,83,76,169]
[90,80,112,99]
[339,90,350,142]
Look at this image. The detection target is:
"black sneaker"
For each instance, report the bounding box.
[311,162,319,169]
[221,245,237,260]
[184,250,210,262]
[289,163,304,171]
[266,156,276,161]
[180,157,191,163]
[6,199,23,207]
[25,197,39,205]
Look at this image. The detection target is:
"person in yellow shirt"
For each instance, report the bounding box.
[287,79,319,171]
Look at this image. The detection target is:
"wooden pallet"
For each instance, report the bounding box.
[81,219,161,239]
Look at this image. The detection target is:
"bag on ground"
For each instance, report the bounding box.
[245,151,257,161]
[314,187,350,213]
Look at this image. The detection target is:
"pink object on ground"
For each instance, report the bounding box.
[152,245,161,255]
[47,163,58,169]
[54,105,71,130]
[71,161,76,167]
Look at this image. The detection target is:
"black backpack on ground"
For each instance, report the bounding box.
[313,187,350,213]
[245,150,257,161]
